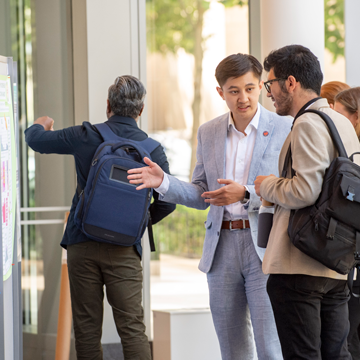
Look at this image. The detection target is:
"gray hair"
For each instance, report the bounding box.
[108,75,146,119]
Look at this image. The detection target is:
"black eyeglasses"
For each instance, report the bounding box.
[264,78,287,93]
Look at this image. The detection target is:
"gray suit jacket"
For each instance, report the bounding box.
[160,104,292,273]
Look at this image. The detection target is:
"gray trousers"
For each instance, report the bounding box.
[67,241,151,360]
[207,229,282,360]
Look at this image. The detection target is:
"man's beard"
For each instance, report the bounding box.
[274,89,292,116]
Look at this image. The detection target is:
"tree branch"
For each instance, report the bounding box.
[178,0,194,27]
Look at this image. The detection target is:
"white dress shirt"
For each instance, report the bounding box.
[156,105,261,221]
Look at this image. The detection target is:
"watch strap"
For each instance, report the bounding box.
[240,188,250,204]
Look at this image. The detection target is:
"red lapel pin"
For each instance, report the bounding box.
[263,131,269,136]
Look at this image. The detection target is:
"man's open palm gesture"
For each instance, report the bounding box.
[127,157,164,190]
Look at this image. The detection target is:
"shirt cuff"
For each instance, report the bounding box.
[154,172,169,195]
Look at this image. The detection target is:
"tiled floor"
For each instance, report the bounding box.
[103,343,124,360]
[150,253,210,311]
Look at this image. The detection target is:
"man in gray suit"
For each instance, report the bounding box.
[128,54,292,359]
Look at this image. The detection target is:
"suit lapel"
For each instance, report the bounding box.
[214,114,229,180]
[247,106,274,184]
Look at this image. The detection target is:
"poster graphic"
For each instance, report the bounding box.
[0,75,16,280]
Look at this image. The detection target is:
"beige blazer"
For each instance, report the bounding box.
[260,98,360,280]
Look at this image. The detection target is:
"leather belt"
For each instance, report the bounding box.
[222,219,250,231]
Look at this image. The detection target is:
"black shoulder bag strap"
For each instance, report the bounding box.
[281,97,348,178]
[281,97,322,178]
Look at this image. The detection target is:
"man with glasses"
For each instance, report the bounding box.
[128,53,292,360]
[264,78,287,93]
[254,45,360,359]
[25,75,175,360]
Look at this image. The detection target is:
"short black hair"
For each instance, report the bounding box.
[215,53,262,87]
[263,45,323,95]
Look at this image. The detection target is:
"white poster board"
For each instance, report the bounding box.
[0,54,21,360]
[0,70,16,280]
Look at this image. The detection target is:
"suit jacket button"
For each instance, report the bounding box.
[217,231,220,236]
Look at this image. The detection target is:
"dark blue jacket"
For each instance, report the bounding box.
[25,115,176,256]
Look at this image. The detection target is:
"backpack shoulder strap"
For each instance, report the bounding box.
[303,109,348,158]
[76,123,119,196]
[281,144,293,179]
[140,137,161,156]
[94,123,124,142]
[282,109,349,179]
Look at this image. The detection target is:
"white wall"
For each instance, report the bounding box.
[86,0,147,124]
[345,0,360,86]
[259,0,325,109]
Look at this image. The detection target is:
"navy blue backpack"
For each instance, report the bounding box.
[74,123,160,250]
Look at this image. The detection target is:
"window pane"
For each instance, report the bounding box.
[146,0,249,313]
[323,0,346,83]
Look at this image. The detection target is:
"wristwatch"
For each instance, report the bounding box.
[240,186,250,204]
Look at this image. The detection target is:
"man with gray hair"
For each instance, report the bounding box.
[25,75,175,360]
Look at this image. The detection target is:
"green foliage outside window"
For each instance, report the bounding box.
[146,0,209,55]
[152,204,209,259]
[146,0,245,54]
[146,0,247,179]
[325,0,345,63]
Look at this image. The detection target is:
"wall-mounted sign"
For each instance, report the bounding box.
[0,74,17,281]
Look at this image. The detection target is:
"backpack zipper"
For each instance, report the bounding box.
[91,143,143,167]
[91,143,115,166]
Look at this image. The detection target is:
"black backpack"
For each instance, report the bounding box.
[284,109,360,275]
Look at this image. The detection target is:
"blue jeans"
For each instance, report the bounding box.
[207,229,282,360]
[267,274,351,360]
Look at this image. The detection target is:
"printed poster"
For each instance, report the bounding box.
[0,74,17,280]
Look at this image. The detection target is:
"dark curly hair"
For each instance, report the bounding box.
[264,45,323,95]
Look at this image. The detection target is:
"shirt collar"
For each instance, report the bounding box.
[107,115,138,127]
[228,104,261,133]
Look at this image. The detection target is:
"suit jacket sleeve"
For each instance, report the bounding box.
[244,185,261,211]
[260,116,332,209]
[159,126,210,210]
[149,145,176,224]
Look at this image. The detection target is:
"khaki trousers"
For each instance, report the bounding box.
[67,241,151,360]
